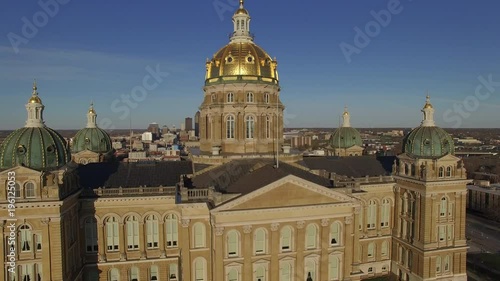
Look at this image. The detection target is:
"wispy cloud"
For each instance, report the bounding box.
[0,46,192,81]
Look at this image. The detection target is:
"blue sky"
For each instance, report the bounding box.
[1,0,499,130]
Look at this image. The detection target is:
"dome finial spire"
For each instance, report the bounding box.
[421,94,435,127]
[240,0,244,8]
[25,81,45,127]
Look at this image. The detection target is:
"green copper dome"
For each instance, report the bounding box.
[402,126,454,158]
[0,81,71,171]
[330,107,362,149]
[0,127,71,170]
[72,103,112,154]
[402,95,455,158]
[330,127,363,148]
[72,127,112,153]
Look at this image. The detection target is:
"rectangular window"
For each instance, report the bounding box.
[169,264,178,280]
[447,225,454,241]
[438,225,446,242]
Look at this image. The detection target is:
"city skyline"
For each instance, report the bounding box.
[1,0,500,130]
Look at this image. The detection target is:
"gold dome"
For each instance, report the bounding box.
[424,95,433,109]
[29,95,42,104]
[235,8,248,15]
[205,42,278,85]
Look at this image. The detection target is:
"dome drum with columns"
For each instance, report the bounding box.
[0,82,71,171]
[199,0,284,155]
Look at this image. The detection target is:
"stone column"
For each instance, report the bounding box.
[181,219,191,281]
[243,225,252,279]
[270,223,280,281]
[343,216,354,278]
[214,226,225,281]
[296,221,305,280]
[139,222,146,259]
[49,217,64,280]
[352,208,361,275]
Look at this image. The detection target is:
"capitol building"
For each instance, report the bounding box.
[0,1,468,281]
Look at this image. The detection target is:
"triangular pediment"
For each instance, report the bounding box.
[213,175,355,212]
[0,165,42,176]
[438,154,461,162]
[73,150,99,157]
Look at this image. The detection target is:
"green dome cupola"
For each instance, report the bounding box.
[330,107,363,149]
[71,102,112,154]
[0,81,71,171]
[402,96,454,158]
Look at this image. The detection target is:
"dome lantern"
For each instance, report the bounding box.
[25,80,45,128]
[421,95,435,127]
[342,106,351,127]
[86,101,97,128]
[231,0,252,43]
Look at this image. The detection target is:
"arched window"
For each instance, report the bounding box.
[150,265,159,281]
[194,258,206,281]
[440,197,447,217]
[226,115,235,139]
[266,116,271,139]
[109,268,120,281]
[14,182,21,198]
[166,214,178,248]
[280,226,292,251]
[305,224,317,249]
[444,255,450,272]
[446,166,452,177]
[381,198,391,227]
[305,259,316,281]
[228,268,238,281]
[130,267,139,281]
[193,222,206,248]
[246,92,254,103]
[227,92,234,103]
[280,262,292,281]
[227,230,239,257]
[404,164,409,176]
[436,256,442,273]
[381,241,388,256]
[367,200,377,229]
[245,116,255,139]
[330,222,341,246]
[254,228,266,254]
[84,217,98,252]
[328,255,340,280]
[20,225,32,252]
[169,264,178,280]
[411,164,416,177]
[367,242,375,258]
[146,215,159,249]
[106,217,119,251]
[126,215,140,250]
[439,167,444,178]
[264,93,270,104]
[211,94,216,103]
[24,182,35,198]
[255,265,266,281]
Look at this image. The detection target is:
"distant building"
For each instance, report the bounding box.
[147,122,160,139]
[112,141,123,150]
[291,136,312,148]
[142,132,153,143]
[185,117,193,131]
[133,140,145,151]
[128,151,147,160]
[180,123,185,131]
[328,107,364,157]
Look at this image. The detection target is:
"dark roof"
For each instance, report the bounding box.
[301,156,395,178]
[194,163,212,174]
[192,159,332,194]
[78,161,193,189]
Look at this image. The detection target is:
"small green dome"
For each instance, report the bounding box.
[72,127,112,154]
[330,127,363,148]
[402,126,454,158]
[0,127,71,170]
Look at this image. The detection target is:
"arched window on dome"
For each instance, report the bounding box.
[245,116,255,139]
[227,115,235,139]
[227,92,234,103]
[265,116,271,139]
[264,93,270,104]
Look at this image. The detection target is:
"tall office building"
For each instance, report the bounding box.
[185,117,193,131]
[194,111,200,137]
